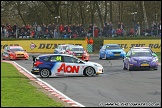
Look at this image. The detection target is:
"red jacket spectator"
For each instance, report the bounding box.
[30,30,35,38]
[116,29,122,35]
[94,27,99,37]
[129,28,134,35]
[7,24,12,32]
[26,24,31,30]
[68,26,71,33]
[59,24,64,33]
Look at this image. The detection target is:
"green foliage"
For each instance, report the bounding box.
[156,52,161,62]
[1,1,161,29]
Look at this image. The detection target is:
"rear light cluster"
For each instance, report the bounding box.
[73,53,76,56]
[34,61,43,66]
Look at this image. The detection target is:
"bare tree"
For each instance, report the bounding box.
[96,1,103,27]
[142,1,149,29]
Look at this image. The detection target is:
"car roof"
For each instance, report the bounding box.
[104,44,119,46]
[71,45,83,48]
[131,49,150,52]
[131,47,150,49]
[131,48,150,51]
[132,50,150,52]
[9,46,23,49]
[38,54,73,58]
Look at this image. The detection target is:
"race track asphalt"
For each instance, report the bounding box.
[3,54,161,107]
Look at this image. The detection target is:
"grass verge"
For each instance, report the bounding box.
[1,62,64,107]
[156,52,161,62]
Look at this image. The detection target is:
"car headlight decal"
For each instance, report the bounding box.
[155,57,158,61]
[94,64,98,67]
[152,58,157,62]
[131,59,137,63]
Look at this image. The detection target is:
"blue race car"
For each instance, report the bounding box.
[99,44,126,60]
[123,49,158,71]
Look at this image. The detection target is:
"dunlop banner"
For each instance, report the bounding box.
[1,40,87,53]
[104,40,161,52]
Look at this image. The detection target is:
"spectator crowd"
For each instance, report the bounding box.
[1,21,161,39]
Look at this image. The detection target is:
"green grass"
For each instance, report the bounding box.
[1,62,64,107]
[156,52,161,62]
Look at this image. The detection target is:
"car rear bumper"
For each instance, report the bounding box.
[31,68,40,75]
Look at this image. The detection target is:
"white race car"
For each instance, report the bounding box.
[54,44,74,54]
[31,54,104,78]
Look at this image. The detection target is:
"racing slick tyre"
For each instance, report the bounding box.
[40,69,51,78]
[84,67,95,76]
[123,63,127,70]
[25,58,29,60]
[9,56,13,60]
[106,57,109,60]
[99,54,102,60]
[128,63,132,71]
[154,68,158,70]
[2,53,5,60]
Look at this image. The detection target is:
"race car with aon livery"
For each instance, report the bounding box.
[31,54,104,78]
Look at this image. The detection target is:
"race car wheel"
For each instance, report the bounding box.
[40,69,51,78]
[104,54,107,60]
[123,63,127,70]
[2,53,5,60]
[99,54,102,60]
[154,68,158,70]
[2,55,5,60]
[25,58,29,60]
[9,56,12,60]
[84,67,95,76]
[127,63,132,71]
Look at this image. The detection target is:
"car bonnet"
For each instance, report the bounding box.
[85,61,103,67]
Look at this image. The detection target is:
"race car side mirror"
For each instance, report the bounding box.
[152,54,156,57]
[126,55,130,57]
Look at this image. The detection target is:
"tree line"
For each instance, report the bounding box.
[1,1,161,30]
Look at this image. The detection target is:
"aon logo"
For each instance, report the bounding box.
[57,63,80,73]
